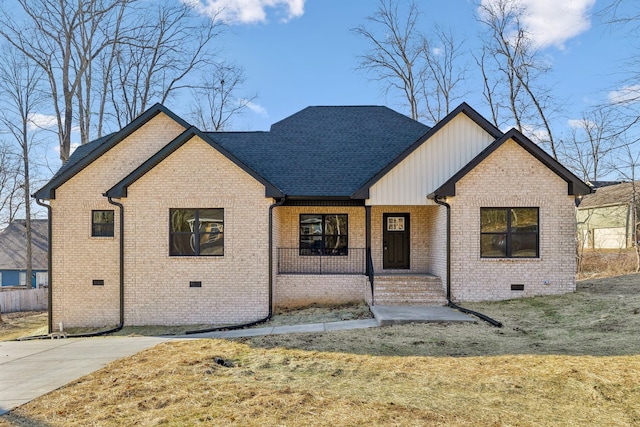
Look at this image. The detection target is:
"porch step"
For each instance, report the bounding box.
[373,274,447,306]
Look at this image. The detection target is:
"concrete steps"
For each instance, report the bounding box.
[373,274,447,306]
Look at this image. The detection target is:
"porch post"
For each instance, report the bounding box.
[365,206,371,254]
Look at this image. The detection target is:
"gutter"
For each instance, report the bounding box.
[429,194,502,328]
[185,196,286,335]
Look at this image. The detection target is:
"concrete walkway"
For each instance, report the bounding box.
[0,306,473,415]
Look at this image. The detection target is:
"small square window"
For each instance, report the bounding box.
[92,210,114,237]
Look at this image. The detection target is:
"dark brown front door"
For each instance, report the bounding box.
[383,213,410,269]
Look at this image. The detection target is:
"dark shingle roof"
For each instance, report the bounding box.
[0,219,48,270]
[209,106,430,197]
[578,181,637,209]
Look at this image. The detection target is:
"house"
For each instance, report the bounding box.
[0,219,48,288]
[577,181,639,249]
[34,103,590,330]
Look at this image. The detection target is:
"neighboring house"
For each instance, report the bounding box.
[0,219,48,288]
[577,181,639,249]
[34,103,590,329]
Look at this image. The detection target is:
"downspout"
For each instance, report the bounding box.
[34,198,52,334]
[185,196,286,335]
[106,197,125,332]
[431,195,502,328]
[23,197,124,340]
[57,198,125,337]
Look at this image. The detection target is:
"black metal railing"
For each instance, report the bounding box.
[366,247,375,303]
[277,248,366,274]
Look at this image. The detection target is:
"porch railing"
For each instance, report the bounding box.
[366,247,375,303]
[277,248,366,274]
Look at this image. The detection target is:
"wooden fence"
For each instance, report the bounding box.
[0,288,48,313]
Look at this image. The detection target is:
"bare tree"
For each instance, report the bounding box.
[0,144,23,228]
[106,1,223,130]
[189,63,256,131]
[477,0,559,159]
[599,1,640,141]
[613,143,640,271]
[0,0,124,161]
[419,26,468,122]
[0,47,46,288]
[352,0,422,120]
[559,107,620,182]
[0,1,233,162]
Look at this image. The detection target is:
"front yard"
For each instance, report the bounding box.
[1,274,639,426]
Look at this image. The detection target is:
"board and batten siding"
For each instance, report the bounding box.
[366,114,496,206]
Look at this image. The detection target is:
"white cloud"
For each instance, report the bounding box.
[51,142,81,156]
[520,123,550,144]
[480,0,596,49]
[244,100,268,116]
[183,0,305,24]
[608,85,640,105]
[27,113,57,131]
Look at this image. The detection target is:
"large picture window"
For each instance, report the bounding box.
[480,208,539,258]
[92,210,114,237]
[300,214,348,256]
[170,209,224,256]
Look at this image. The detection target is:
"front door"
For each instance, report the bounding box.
[383,213,410,269]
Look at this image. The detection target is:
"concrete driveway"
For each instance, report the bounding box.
[0,306,473,416]
[0,336,168,415]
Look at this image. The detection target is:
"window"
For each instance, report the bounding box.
[300,214,348,256]
[480,208,539,258]
[170,209,224,256]
[92,210,114,237]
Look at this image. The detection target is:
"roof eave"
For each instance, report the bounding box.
[429,129,592,199]
[105,127,284,199]
[36,104,191,200]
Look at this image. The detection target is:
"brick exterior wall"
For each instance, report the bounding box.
[50,113,186,328]
[274,206,368,307]
[370,205,437,274]
[121,136,272,325]
[49,112,578,328]
[449,139,577,301]
[276,275,369,307]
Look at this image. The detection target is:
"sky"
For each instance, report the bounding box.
[180,0,636,136]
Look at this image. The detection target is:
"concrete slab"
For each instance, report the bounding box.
[0,337,168,416]
[325,319,379,331]
[370,305,475,326]
[270,323,326,335]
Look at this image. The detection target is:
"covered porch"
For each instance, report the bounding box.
[272,203,448,307]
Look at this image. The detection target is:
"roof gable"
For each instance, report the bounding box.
[34,104,191,200]
[0,219,48,270]
[429,128,592,198]
[210,106,431,198]
[351,102,502,199]
[577,181,638,209]
[105,127,283,198]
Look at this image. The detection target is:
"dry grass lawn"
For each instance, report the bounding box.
[1,275,640,426]
[0,311,47,341]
